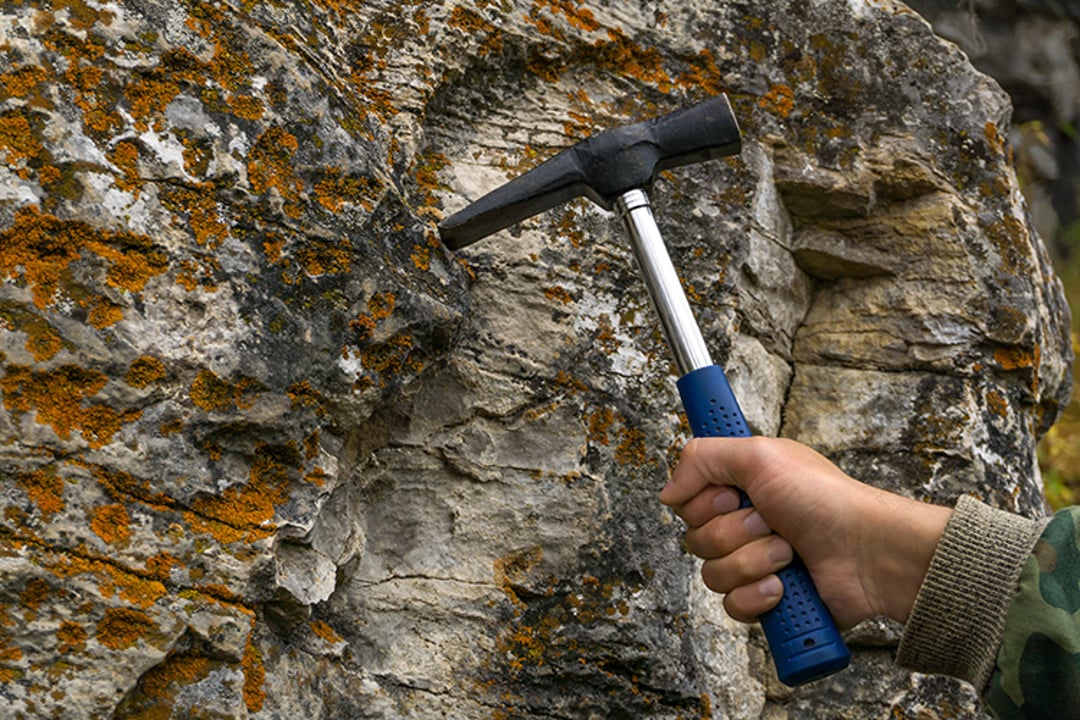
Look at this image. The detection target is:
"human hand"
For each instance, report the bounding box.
[660,437,952,629]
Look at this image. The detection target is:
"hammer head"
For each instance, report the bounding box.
[438,95,741,249]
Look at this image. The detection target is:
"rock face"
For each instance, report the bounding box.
[905,0,1080,252]
[0,1,1071,719]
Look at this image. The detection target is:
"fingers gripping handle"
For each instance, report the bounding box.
[676,366,851,686]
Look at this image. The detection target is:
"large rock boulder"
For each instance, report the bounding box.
[906,0,1080,252]
[0,1,1071,718]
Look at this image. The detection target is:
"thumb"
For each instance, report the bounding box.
[661,436,758,506]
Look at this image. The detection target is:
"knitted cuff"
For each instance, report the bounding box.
[896,495,1048,690]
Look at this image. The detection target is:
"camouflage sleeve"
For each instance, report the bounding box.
[986,506,1080,719]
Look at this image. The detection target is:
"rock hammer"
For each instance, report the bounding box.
[438,96,851,686]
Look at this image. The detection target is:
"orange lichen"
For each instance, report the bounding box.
[0,109,44,177]
[0,205,167,311]
[296,238,351,276]
[349,291,395,340]
[2,363,141,448]
[0,304,64,361]
[491,566,648,696]
[594,29,671,90]
[125,355,166,388]
[124,71,181,132]
[984,121,1005,155]
[0,64,48,100]
[189,368,257,413]
[90,503,132,547]
[57,43,115,133]
[367,291,395,320]
[56,621,87,654]
[448,6,503,56]
[494,545,544,610]
[675,49,727,97]
[262,237,285,265]
[135,651,212,702]
[159,417,183,436]
[160,182,230,248]
[108,140,141,195]
[53,0,113,30]
[206,21,254,92]
[17,466,65,520]
[0,629,22,682]
[313,167,383,213]
[586,407,615,445]
[759,84,795,119]
[174,254,221,292]
[287,381,326,416]
[185,445,294,543]
[532,0,602,32]
[227,93,264,121]
[993,345,1039,371]
[614,426,648,466]
[19,578,50,620]
[303,467,327,486]
[543,286,574,304]
[554,370,588,395]
[181,135,213,177]
[89,462,175,512]
[143,552,182,582]
[410,231,441,272]
[411,244,432,272]
[594,314,620,355]
[95,606,155,650]
[47,545,167,609]
[987,389,1009,418]
[304,430,320,460]
[241,634,265,712]
[310,619,343,644]
[358,332,424,378]
[413,150,449,208]
[87,299,124,329]
[247,126,303,218]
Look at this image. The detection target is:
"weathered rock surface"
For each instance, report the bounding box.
[0,1,1071,719]
[906,0,1080,252]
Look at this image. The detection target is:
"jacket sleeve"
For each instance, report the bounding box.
[984,506,1080,718]
[896,495,1048,689]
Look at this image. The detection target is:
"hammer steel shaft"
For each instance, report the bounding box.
[614,189,712,375]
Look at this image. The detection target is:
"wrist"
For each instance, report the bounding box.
[862,489,952,623]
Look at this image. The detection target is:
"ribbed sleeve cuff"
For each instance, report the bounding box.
[896,495,1048,690]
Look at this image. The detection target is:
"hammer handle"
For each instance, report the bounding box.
[676,365,851,687]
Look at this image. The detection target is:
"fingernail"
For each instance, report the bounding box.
[743,511,770,537]
[768,537,793,564]
[759,576,783,599]
[659,477,676,501]
[712,490,740,514]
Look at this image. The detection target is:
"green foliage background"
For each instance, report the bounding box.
[1040,252,1080,510]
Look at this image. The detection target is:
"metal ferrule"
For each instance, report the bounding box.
[614,189,713,376]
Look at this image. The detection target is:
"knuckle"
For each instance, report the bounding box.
[701,560,732,594]
[729,545,760,579]
[744,435,777,465]
[723,593,757,623]
[686,519,728,560]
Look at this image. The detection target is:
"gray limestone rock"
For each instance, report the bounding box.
[0,1,1071,719]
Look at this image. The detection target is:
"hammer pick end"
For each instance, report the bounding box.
[437,94,742,251]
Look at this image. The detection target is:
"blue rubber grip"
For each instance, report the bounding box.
[676,365,851,686]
